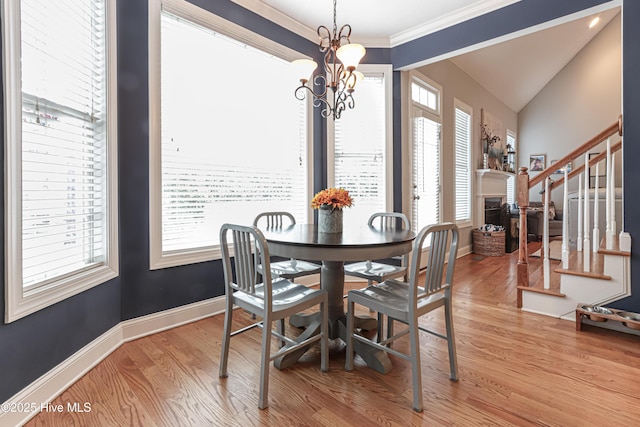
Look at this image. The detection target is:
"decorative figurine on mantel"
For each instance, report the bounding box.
[481,123,502,170]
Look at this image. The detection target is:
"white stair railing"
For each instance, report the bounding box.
[609,151,617,249]
[583,153,591,271]
[577,172,583,252]
[605,139,612,249]
[543,177,551,289]
[593,160,600,253]
[562,165,569,268]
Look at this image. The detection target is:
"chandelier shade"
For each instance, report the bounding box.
[293,0,366,119]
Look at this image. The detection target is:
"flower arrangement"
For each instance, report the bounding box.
[311,187,353,210]
[480,123,501,153]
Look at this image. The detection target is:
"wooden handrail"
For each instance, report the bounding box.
[528,115,622,189]
[550,141,622,190]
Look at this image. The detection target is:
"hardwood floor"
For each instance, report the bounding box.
[25,244,640,426]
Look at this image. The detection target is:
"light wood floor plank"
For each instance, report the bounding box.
[24,244,640,426]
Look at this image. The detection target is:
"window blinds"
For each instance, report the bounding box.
[160,12,308,252]
[20,0,107,288]
[412,115,441,232]
[333,74,386,229]
[454,107,471,222]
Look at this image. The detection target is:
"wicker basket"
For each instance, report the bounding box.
[473,229,505,257]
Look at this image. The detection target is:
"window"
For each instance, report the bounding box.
[3,0,118,322]
[149,0,311,269]
[328,65,393,229]
[454,100,472,224]
[410,75,442,234]
[506,131,517,205]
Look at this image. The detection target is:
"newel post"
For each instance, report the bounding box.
[516,167,530,307]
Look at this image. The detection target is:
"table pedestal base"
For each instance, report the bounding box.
[274,314,392,374]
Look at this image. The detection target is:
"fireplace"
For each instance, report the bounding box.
[475,169,511,227]
[484,197,502,226]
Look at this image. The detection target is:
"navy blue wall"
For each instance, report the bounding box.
[1,0,637,406]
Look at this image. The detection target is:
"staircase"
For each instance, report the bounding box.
[519,237,630,319]
[516,115,631,319]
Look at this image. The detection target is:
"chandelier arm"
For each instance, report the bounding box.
[294,75,330,102]
[317,25,332,50]
[337,24,352,44]
[323,48,342,90]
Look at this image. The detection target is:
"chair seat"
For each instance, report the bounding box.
[234,278,325,315]
[349,280,447,322]
[258,259,321,279]
[344,261,407,282]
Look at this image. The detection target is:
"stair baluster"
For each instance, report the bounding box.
[583,153,591,271]
[562,165,569,268]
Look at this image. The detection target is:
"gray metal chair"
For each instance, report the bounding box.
[344,212,410,285]
[345,222,459,412]
[344,212,411,338]
[218,223,328,410]
[253,212,321,281]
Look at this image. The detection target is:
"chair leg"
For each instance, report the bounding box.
[386,316,394,348]
[219,297,233,378]
[444,298,459,381]
[320,296,329,372]
[258,318,272,409]
[345,299,355,371]
[368,280,375,313]
[409,317,423,412]
[376,312,384,343]
[277,319,286,348]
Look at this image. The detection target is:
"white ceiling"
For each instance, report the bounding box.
[233,0,621,112]
[450,7,619,111]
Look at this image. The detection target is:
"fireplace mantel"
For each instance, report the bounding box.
[475,169,513,226]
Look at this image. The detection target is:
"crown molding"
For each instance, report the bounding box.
[231,0,318,42]
[390,0,522,47]
[231,0,522,49]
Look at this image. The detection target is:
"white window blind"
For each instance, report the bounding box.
[333,73,387,229]
[159,12,308,253]
[506,132,516,205]
[412,114,441,233]
[454,105,472,223]
[20,0,108,289]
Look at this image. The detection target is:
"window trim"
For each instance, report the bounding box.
[148,0,314,270]
[326,63,394,213]
[453,98,473,228]
[3,0,119,323]
[407,71,443,233]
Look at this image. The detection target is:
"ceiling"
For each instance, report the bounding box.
[233,0,621,112]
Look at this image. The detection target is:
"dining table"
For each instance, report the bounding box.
[261,223,415,374]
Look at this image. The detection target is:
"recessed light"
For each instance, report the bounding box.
[589,16,600,28]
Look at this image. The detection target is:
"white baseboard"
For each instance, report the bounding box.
[1,296,226,427]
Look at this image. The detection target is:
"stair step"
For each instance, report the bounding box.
[518,259,565,297]
[554,249,611,280]
[598,234,631,257]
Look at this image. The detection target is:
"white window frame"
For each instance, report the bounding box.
[148,0,313,269]
[408,71,443,234]
[454,98,473,227]
[2,0,119,323]
[327,64,394,214]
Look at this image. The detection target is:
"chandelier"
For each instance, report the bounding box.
[292,0,366,120]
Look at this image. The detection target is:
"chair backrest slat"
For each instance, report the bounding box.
[220,224,272,302]
[409,223,459,301]
[368,212,410,231]
[254,211,296,229]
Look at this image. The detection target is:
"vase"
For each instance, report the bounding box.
[318,205,343,233]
